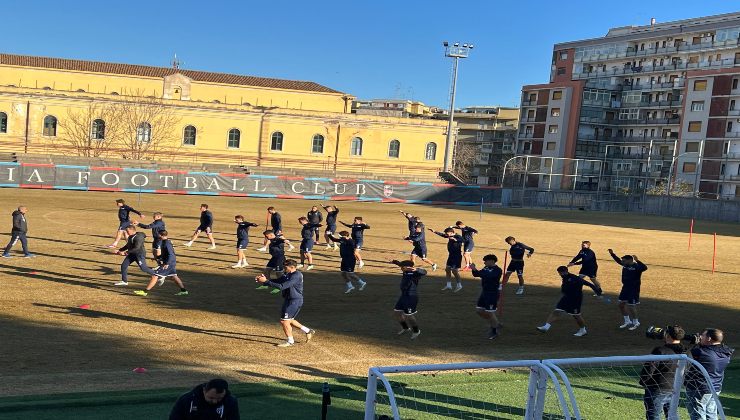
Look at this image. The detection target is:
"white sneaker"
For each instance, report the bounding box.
[325,244,332,249]
[619,322,633,329]
[397,328,410,335]
[306,265,314,271]
[359,261,365,268]
[231,263,243,269]
[257,246,267,252]
[453,284,463,293]
[114,281,128,286]
[628,321,641,331]
[344,285,355,294]
[207,245,216,250]
[183,242,192,247]
[276,341,294,347]
[410,330,421,340]
[536,326,549,333]
[441,285,452,291]
[358,281,367,291]
[242,261,249,267]
[296,264,304,269]
[156,276,166,286]
[574,329,588,337]
[432,264,438,271]
[515,286,525,295]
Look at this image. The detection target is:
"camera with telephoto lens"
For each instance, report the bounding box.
[645,325,700,345]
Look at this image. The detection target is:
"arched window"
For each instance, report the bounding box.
[91,119,105,140]
[271,131,284,151]
[183,125,197,146]
[425,142,437,160]
[228,128,240,148]
[350,137,363,156]
[43,115,57,137]
[388,139,400,158]
[137,122,151,143]
[0,112,7,133]
[312,134,324,154]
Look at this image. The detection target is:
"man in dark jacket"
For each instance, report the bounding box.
[639,325,689,420]
[685,328,733,420]
[307,205,323,243]
[169,378,240,420]
[114,225,154,286]
[2,206,33,258]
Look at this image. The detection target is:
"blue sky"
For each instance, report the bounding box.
[4,1,738,108]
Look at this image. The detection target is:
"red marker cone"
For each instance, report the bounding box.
[78,304,91,310]
[29,271,38,275]
[132,367,147,373]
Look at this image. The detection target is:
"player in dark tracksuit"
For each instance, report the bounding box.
[399,210,418,236]
[259,206,283,252]
[321,204,340,250]
[609,248,648,331]
[340,217,370,268]
[404,225,437,270]
[503,236,534,296]
[431,227,464,292]
[256,230,292,295]
[2,206,33,258]
[232,215,258,268]
[108,199,141,248]
[470,254,503,339]
[307,206,323,243]
[328,231,366,293]
[297,217,321,270]
[255,259,315,347]
[137,212,166,259]
[114,225,155,286]
[184,204,216,249]
[390,259,427,340]
[454,221,478,270]
[133,230,188,296]
[537,266,602,337]
[568,240,601,290]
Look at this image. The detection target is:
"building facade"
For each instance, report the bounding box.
[0,53,448,179]
[517,12,740,198]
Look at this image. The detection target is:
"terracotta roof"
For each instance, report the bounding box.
[0,53,343,94]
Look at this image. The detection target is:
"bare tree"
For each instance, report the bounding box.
[451,141,478,183]
[111,94,182,161]
[56,102,121,157]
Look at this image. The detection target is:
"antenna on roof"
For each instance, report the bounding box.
[172,53,181,70]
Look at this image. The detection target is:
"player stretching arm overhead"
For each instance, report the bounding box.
[609,248,648,331]
[454,221,478,270]
[502,236,534,296]
[321,204,340,250]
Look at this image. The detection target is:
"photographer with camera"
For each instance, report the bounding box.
[639,325,690,420]
[684,328,734,420]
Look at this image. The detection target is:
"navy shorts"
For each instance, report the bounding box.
[340,259,356,273]
[579,267,598,278]
[354,238,363,249]
[618,288,640,305]
[394,295,418,315]
[447,255,462,270]
[476,292,499,312]
[556,296,583,315]
[281,299,303,320]
[154,265,177,277]
[411,244,427,258]
[507,260,524,274]
[237,238,248,249]
[118,221,131,231]
[464,241,474,253]
[267,256,285,271]
[300,238,314,253]
[197,225,212,234]
[325,224,336,234]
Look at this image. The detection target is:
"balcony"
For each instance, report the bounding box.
[573,58,740,78]
[578,116,681,126]
[725,131,740,138]
[579,134,677,144]
[521,117,537,122]
[728,109,740,116]
[621,80,685,91]
[722,152,740,160]
[519,133,535,139]
[521,100,537,107]
[573,38,740,62]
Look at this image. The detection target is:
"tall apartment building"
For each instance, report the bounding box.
[517,12,740,198]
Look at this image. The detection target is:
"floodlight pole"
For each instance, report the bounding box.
[442,42,472,173]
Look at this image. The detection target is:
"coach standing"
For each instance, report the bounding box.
[2,206,34,258]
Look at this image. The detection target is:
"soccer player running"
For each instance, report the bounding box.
[609,248,648,331]
[136,212,165,260]
[390,259,427,340]
[537,266,602,337]
[107,199,141,248]
[340,217,370,268]
[258,206,282,252]
[567,240,602,292]
[257,230,291,295]
[307,205,323,244]
[502,236,534,296]
[134,230,188,296]
[2,206,34,258]
[454,221,478,270]
[114,225,155,286]
[297,217,321,270]
[404,224,437,271]
[232,215,258,268]
[470,254,502,339]
[430,227,464,292]
[255,259,315,347]
[184,204,216,249]
[321,203,340,250]
[328,231,366,293]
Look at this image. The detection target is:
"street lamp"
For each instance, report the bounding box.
[442,41,473,173]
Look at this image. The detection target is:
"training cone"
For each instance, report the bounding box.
[132,367,147,373]
[78,304,91,310]
[29,271,38,275]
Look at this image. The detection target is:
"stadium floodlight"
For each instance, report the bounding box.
[442,41,473,173]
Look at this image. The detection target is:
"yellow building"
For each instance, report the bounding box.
[0,53,448,178]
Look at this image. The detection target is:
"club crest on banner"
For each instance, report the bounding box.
[383,185,394,197]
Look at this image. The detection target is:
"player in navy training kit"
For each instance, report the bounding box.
[307,206,323,243]
[567,240,602,291]
[255,259,315,347]
[399,210,418,236]
[390,259,427,340]
[257,230,291,295]
[108,199,141,248]
[184,204,216,249]
[340,217,370,268]
[537,266,602,337]
[503,236,534,296]
[470,254,503,340]
[430,227,464,292]
[258,207,283,252]
[404,225,437,271]
[609,248,648,331]
[136,212,165,260]
[328,231,367,293]
[232,215,258,268]
[133,230,188,296]
[297,217,321,270]
[114,225,155,286]
[321,203,340,250]
[454,221,478,270]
